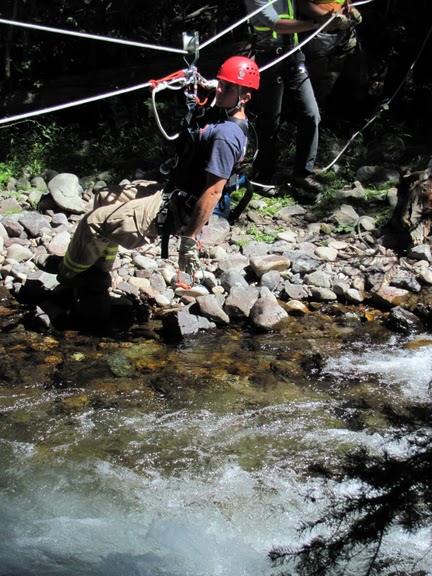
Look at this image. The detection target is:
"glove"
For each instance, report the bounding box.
[324,13,351,32]
[349,7,362,26]
[178,236,201,276]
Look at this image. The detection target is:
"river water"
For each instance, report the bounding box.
[0,314,431,576]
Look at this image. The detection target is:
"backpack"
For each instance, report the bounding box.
[157,108,256,258]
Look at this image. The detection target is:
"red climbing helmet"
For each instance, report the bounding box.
[216,56,260,90]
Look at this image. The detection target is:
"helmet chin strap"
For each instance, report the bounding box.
[223,86,243,116]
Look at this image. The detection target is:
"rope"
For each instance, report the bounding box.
[259,0,376,73]
[0,17,189,55]
[0,80,152,125]
[321,14,432,172]
[0,0,375,129]
[200,0,278,49]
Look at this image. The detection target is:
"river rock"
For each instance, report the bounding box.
[250,297,289,331]
[6,245,33,262]
[197,294,230,325]
[249,254,291,277]
[162,305,216,339]
[384,306,424,334]
[224,285,259,318]
[48,173,86,213]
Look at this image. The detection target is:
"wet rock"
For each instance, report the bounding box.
[162,305,216,339]
[385,306,424,334]
[285,299,309,315]
[369,285,412,308]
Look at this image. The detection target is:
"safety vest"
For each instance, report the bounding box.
[252,0,298,44]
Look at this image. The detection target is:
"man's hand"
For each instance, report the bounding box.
[178,236,201,276]
[349,7,362,25]
[324,13,351,32]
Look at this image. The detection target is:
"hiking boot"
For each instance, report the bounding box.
[290,175,324,194]
[34,254,63,274]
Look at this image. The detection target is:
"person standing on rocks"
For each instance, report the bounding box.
[298,0,368,112]
[244,0,324,196]
[36,56,260,293]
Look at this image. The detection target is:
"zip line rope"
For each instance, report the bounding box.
[0,0,373,127]
[0,0,407,176]
[0,17,189,55]
[0,80,152,126]
[0,1,277,126]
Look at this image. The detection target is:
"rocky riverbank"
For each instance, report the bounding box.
[1,168,432,339]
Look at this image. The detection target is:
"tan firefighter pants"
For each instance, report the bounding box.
[59,180,164,279]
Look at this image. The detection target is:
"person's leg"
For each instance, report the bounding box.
[252,58,285,181]
[59,211,118,281]
[286,59,321,178]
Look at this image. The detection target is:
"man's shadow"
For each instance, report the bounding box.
[17,277,144,334]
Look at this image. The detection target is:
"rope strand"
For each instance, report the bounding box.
[0,17,188,55]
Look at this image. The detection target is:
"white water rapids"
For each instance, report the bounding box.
[0,334,431,576]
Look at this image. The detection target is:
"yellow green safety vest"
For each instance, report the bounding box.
[253,0,298,44]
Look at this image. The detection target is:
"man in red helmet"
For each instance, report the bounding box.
[36,57,259,290]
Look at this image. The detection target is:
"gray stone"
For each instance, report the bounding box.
[309,286,338,301]
[6,244,33,262]
[18,212,51,237]
[250,297,289,331]
[281,282,309,301]
[217,253,249,273]
[162,306,216,338]
[304,270,333,289]
[260,270,281,291]
[356,165,400,184]
[224,285,259,318]
[240,240,270,258]
[47,230,71,256]
[220,270,248,291]
[48,173,86,213]
[407,244,432,263]
[197,294,230,325]
[249,254,291,278]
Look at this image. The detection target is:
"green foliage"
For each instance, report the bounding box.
[333,222,355,235]
[245,226,280,243]
[0,163,14,187]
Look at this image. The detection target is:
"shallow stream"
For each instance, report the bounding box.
[1,310,431,575]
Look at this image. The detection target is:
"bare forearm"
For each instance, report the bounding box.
[183,176,226,239]
[273,17,319,34]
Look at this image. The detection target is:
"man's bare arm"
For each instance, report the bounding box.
[183,173,227,240]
